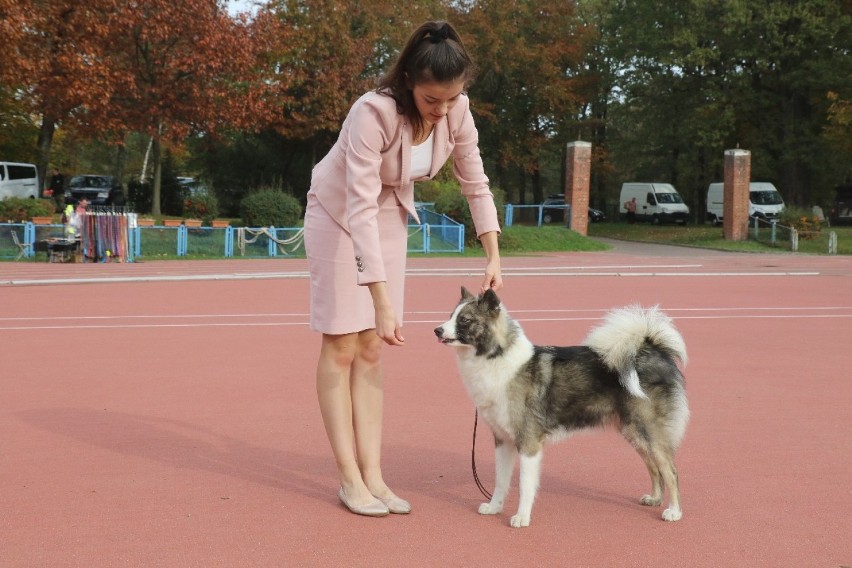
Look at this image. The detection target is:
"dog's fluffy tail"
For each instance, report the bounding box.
[583,305,687,399]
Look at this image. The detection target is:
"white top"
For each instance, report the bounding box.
[410,130,434,179]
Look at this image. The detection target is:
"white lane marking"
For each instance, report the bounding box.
[4,306,849,323]
[0,313,309,322]
[3,310,851,331]
[409,264,704,272]
[0,267,821,286]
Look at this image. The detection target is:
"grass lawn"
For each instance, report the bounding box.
[587,221,852,255]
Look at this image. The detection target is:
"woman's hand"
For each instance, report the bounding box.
[481,256,503,293]
[369,282,405,346]
[478,231,503,293]
[374,305,404,346]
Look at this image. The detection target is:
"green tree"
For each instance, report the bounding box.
[597,0,852,212]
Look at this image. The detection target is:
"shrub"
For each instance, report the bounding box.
[417,179,505,246]
[779,206,822,239]
[239,189,302,227]
[0,197,55,222]
[183,193,219,223]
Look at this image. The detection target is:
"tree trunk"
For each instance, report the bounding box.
[141,135,153,183]
[152,135,162,216]
[532,164,542,205]
[114,141,128,201]
[36,115,56,195]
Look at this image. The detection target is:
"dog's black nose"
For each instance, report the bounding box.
[434,327,443,338]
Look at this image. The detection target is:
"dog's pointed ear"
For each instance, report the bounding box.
[461,286,474,301]
[479,288,501,312]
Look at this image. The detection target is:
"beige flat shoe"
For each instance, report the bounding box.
[338,487,389,517]
[375,494,411,515]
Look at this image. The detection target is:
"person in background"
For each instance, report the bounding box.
[624,196,637,224]
[303,20,502,517]
[46,168,64,204]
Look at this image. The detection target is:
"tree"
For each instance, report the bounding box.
[98,0,280,214]
[597,0,852,210]
[0,0,121,188]
[267,0,443,159]
[457,0,592,205]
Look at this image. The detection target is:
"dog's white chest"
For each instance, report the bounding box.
[455,349,530,442]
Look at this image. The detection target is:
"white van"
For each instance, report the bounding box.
[619,182,690,224]
[706,182,785,225]
[0,161,40,200]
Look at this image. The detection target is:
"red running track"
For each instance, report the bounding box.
[1,240,850,567]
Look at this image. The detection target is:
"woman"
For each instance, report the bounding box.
[304,20,503,517]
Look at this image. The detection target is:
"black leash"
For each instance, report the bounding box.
[471,410,492,500]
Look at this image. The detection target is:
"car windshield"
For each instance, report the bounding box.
[750,191,783,205]
[655,192,683,204]
[69,176,109,188]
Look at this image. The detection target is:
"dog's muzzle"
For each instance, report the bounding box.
[434,326,454,344]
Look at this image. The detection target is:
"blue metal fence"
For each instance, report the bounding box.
[3,209,465,260]
[504,203,570,227]
[409,205,465,253]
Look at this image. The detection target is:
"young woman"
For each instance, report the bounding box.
[304,20,503,517]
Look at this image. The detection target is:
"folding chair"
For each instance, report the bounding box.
[11,230,31,260]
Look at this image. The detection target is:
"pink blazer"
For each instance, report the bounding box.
[308,90,501,285]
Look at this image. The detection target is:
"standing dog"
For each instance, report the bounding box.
[434,287,689,528]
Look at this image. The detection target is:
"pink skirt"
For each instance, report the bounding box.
[304,193,408,335]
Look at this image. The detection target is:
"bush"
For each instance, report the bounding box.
[779,206,822,239]
[417,179,506,246]
[0,197,56,222]
[183,193,219,223]
[239,189,302,227]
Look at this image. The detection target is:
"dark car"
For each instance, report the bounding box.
[64,175,126,206]
[541,194,606,224]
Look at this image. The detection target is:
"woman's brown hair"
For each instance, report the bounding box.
[376,21,475,142]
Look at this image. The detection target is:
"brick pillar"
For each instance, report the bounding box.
[565,141,592,236]
[723,149,751,241]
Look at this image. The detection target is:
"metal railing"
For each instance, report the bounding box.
[3,211,465,260]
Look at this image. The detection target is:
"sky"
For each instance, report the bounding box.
[227,0,259,17]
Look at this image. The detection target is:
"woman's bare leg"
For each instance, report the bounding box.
[315,332,375,506]
[350,329,402,501]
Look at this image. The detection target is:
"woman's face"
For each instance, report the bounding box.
[411,79,466,126]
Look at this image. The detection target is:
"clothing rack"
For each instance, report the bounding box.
[79,207,134,262]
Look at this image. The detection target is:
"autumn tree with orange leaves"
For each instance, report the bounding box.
[0,0,280,214]
[266,0,443,159]
[102,0,281,215]
[0,0,124,187]
[456,0,592,205]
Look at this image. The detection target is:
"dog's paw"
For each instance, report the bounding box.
[640,494,662,507]
[661,507,682,522]
[478,502,503,515]
[509,513,530,528]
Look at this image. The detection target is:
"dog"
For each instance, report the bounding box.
[434,287,689,528]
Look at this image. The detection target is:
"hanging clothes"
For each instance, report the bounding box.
[80,207,132,262]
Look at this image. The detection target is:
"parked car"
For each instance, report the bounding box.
[0,161,39,200]
[830,184,852,225]
[64,175,125,206]
[177,176,208,196]
[541,194,606,224]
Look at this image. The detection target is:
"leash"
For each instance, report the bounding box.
[472,410,492,500]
